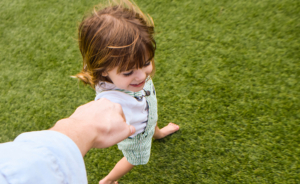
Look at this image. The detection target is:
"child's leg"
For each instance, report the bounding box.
[99,157,134,184]
[153,122,180,139]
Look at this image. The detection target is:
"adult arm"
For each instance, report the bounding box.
[0,98,135,184]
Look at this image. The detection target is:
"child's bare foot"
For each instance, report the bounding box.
[99,179,118,184]
[153,122,180,139]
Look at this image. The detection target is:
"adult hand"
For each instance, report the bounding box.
[50,98,135,156]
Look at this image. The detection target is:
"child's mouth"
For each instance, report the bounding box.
[130,81,145,87]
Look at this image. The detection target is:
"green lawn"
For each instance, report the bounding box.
[0,0,299,183]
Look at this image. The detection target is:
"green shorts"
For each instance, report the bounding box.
[118,127,155,165]
[117,79,158,165]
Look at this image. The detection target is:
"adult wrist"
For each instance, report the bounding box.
[50,118,96,156]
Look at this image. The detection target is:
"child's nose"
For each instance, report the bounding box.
[136,69,147,80]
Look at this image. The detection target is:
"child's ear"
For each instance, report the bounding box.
[102,71,108,77]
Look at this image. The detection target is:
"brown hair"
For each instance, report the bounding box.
[75,0,156,88]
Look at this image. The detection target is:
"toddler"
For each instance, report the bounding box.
[75,0,179,183]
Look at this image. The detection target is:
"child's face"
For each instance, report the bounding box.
[103,61,153,92]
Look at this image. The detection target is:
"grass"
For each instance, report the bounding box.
[0,0,299,183]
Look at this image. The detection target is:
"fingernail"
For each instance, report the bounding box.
[130,126,135,134]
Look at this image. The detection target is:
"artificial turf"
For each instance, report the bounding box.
[0,0,299,183]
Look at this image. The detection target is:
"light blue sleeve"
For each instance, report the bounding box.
[0,130,87,184]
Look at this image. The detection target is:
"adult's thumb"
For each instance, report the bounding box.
[129,125,136,136]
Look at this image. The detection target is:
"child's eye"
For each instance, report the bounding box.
[144,61,151,66]
[123,71,133,76]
